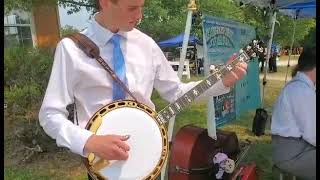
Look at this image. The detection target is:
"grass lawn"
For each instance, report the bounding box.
[4,65,294,180]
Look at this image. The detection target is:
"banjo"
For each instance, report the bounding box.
[68,33,262,180]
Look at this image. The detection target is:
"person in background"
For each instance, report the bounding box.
[269,44,278,73]
[271,46,316,180]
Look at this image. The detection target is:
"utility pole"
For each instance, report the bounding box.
[177,0,198,78]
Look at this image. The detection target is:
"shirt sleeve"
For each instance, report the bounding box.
[152,44,230,103]
[288,86,316,146]
[38,39,93,156]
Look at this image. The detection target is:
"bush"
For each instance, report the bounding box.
[4,46,59,157]
[4,47,53,90]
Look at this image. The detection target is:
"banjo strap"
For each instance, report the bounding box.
[66,32,139,102]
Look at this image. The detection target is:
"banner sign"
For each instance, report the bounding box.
[203,15,261,127]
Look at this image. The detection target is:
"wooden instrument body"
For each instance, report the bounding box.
[168,125,240,180]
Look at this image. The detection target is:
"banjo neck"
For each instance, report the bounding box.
[156,51,251,125]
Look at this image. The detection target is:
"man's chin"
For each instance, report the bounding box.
[120,26,135,32]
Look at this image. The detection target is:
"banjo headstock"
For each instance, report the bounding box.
[238,39,264,63]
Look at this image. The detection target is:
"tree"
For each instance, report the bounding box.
[60,25,79,37]
[5,0,97,14]
[5,0,314,47]
[273,15,316,47]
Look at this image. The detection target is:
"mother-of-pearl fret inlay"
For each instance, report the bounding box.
[193,89,199,96]
[226,64,233,71]
[157,114,165,123]
[175,103,181,110]
[185,95,192,102]
[214,72,222,80]
[156,40,261,125]
[239,53,249,62]
[206,80,212,86]
[168,106,174,115]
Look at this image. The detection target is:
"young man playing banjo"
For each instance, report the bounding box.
[39,0,248,179]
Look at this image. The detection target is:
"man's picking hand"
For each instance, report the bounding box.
[84,134,130,160]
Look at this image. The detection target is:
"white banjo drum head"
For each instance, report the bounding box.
[86,101,168,180]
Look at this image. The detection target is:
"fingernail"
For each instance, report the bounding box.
[124,135,130,139]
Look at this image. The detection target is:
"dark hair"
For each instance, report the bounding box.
[291,46,316,77]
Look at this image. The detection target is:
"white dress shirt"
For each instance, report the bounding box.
[39,17,230,157]
[271,71,316,146]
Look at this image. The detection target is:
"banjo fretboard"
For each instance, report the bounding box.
[156,52,252,125]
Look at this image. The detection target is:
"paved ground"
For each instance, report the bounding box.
[259,60,297,81]
[277,60,298,66]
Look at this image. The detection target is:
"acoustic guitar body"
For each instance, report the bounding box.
[168,125,240,180]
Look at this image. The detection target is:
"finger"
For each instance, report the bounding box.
[116,140,130,151]
[225,71,238,81]
[226,53,237,65]
[230,71,239,80]
[233,67,247,78]
[237,62,248,70]
[115,146,129,160]
[235,66,247,73]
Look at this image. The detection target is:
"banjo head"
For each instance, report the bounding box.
[84,100,168,180]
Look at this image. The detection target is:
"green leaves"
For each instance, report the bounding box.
[5,0,316,49]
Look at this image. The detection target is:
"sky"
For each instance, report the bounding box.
[58,6,92,30]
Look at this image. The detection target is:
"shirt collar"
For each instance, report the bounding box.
[86,13,129,47]
[295,71,316,90]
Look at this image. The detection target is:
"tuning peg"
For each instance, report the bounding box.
[246,45,252,50]
[239,49,244,53]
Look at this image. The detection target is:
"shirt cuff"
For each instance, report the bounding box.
[215,79,231,94]
[70,128,94,157]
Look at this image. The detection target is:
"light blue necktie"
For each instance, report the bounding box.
[110,34,127,100]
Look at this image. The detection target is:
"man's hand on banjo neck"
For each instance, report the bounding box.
[211,53,248,87]
[84,134,130,160]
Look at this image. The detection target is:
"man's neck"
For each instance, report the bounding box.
[95,12,119,33]
[302,71,316,85]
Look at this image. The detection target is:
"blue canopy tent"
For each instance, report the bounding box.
[279,1,316,18]
[157,33,200,48]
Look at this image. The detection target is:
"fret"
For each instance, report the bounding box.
[196,82,205,93]
[207,76,216,85]
[174,102,182,112]
[185,94,192,103]
[200,81,209,91]
[157,114,165,124]
[168,105,176,116]
[203,80,211,89]
[176,98,185,108]
[162,110,171,120]
[179,96,189,107]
